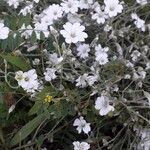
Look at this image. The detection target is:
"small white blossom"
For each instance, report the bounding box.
[7,0,21,9]
[131,13,146,32]
[95,44,109,65]
[146,62,150,70]
[61,0,79,14]
[131,50,141,62]
[137,67,146,79]
[73,116,91,134]
[76,74,88,88]
[95,96,114,116]
[43,4,63,21]
[104,0,123,17]
[92,7,106,24]
[86,75,98,86]
[44,68,57,81]
[0,23,10,40]
[76,44,90,59]
[73,141,90,150]
[34,22,49,39]
[104,25,112,32]
[60,22,88,44]
[47,53,63,65]
[33,58,40,65]
[15,69,40,93]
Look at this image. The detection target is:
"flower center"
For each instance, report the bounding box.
[81,123,85,128]
[98,13,103,18]
[109,5,115,11]
[25,77,29,81]
[68,3,72,8]
[53,11,57,16]
[70,32,76,38]
[16,76,23,81]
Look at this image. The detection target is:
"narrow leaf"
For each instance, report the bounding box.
[0,53,30,71]
[10,113,46,146]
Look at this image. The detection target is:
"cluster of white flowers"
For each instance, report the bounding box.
[2,0,149,149]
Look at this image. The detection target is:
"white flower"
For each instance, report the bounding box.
[131,13,138,20]
[95,44,109,65]
[44,68,57,81]
[92,7,106,24]
[34,22,49,39]
[73,116,91,134]
[95,96,114,116]
[61,0,79,14]
[104,25,112,32]
[131,50,141,61]
[18,69,37,88]
[131,13,145,32]
[76,74,88,88]
[104,0,123,17]
[137,67,146,79]
[146,62,150,70]
[43,4,63,21]
[136,0,147,5]
[33,58,40,65]
[0,23,9,40]
[47,53,63,65]
[60,22,88,44]
[86,75,98,86]
[73,141,90,150]
[7,0,21,9]
[40,15,53,26]
[96,53,108,65]
[79,0,93,9]
[15,69,40,93]
[77,44,90,59]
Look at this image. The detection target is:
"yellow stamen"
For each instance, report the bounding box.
[44,95,53,103]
